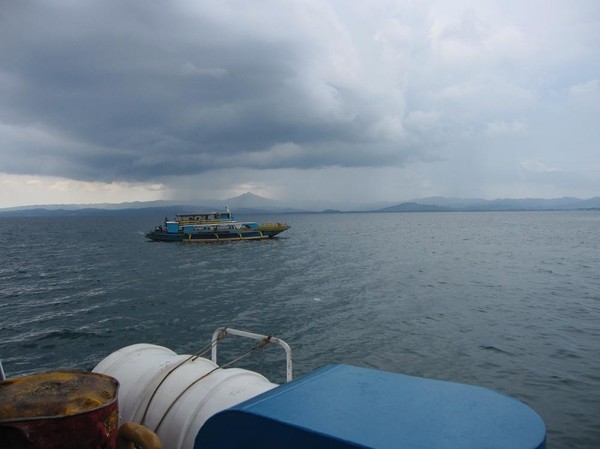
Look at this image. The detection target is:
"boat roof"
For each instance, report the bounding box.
[176,212,232,217]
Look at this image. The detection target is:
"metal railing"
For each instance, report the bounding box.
[211,327,293,382]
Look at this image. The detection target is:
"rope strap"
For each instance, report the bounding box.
[140,330,273,434]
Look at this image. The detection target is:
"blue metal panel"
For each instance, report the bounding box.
[166,222,179,233]
[195,364,546,449]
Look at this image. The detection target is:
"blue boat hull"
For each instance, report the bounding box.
[145,229,286,242]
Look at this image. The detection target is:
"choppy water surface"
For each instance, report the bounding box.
[1,211,599,447]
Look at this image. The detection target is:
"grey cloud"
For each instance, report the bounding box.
[1,0,599,203]
[0,1,422,184]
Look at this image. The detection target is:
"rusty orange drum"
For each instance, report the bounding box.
[0,370,119,449]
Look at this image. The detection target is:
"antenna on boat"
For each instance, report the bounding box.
[226,205,231,213]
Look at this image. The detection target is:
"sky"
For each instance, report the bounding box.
[1,0,599,208]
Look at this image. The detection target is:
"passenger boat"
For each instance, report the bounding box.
[0,327,547,449]
[145,208,290,242]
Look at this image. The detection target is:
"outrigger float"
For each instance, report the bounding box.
[0,327,546,449]
[145,209,290,242]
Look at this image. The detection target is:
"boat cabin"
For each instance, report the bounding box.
[175,212,235,224]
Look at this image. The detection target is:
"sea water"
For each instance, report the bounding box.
[1,211,599,448]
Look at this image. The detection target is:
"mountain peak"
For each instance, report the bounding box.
[225,192,280,209]
[236,192,264,199]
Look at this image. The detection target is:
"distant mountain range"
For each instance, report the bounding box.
[1,192,599,217]
[379,196,600,212]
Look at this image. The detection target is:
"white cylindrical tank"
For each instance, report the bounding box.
[93,344,278,449]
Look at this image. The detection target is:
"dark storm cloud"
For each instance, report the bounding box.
[2,0,599,206]
[0,1,416,183]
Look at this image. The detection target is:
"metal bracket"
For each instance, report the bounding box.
[211,327,293,382]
